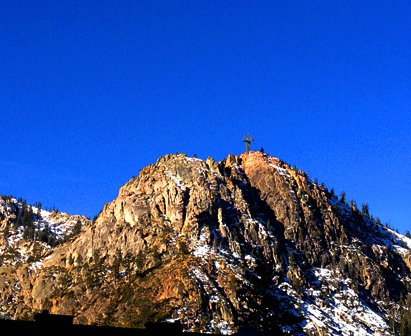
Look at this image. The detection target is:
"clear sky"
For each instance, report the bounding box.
[1,1,410,233]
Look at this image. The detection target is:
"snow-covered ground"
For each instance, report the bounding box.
[297,268,391,335]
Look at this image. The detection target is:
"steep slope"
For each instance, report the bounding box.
[0,198,90,265]
[0,197,90,318]
[1,152,410,335]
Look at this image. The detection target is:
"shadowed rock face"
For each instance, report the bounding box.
[0,152,409,335]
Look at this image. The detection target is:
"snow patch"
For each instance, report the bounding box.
[165,173,186,191]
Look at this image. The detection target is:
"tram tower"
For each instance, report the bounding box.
[243,133,254,152]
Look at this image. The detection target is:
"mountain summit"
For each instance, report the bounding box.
[1,152,410,335]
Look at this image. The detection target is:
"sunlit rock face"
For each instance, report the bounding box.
[1,152,410,335]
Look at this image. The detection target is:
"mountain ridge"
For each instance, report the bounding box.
[0,151,410,335]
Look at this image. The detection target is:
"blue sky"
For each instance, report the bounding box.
[1,1,410,233]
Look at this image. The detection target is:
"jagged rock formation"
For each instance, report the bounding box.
[1,152,411,335]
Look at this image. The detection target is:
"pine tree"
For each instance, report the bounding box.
[23,205,34,229]
[23,227,29,239]
[72,219,82,236]
[122,251,135,281]
[361,203,370,218]
[39,230,49,243]
[339,191,346,204]
[3,223,9,238]
[36,202,42,220]
[15,208,21,229]
[135,250,145,271]
[111,249,122,282]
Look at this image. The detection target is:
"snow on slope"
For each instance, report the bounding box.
[0,197,88,265]
[175,182,400,335]
[300,268,390,335]
[185,226,393,335]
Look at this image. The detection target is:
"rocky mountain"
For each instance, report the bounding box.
[1,151,411,335]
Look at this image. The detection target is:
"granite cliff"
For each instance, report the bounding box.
[1,152,411,335]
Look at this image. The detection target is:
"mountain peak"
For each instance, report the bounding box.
[0,152,409,335]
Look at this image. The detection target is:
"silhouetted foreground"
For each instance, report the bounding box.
[0,311,269,336]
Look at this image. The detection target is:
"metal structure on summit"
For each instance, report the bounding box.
[243,133,254,152]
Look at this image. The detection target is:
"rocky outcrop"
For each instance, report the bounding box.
[0,152,409,335]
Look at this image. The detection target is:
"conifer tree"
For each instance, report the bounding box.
[36,202,42,220]
[72,219,82,236]
[15,208,21,229]
[23,206,34,228]
[3,223,9,238]
[361,203,370,218]
[39,229,49,243]
[111,249,122,282]
[122,251,135,281]
[339,191,346,204]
